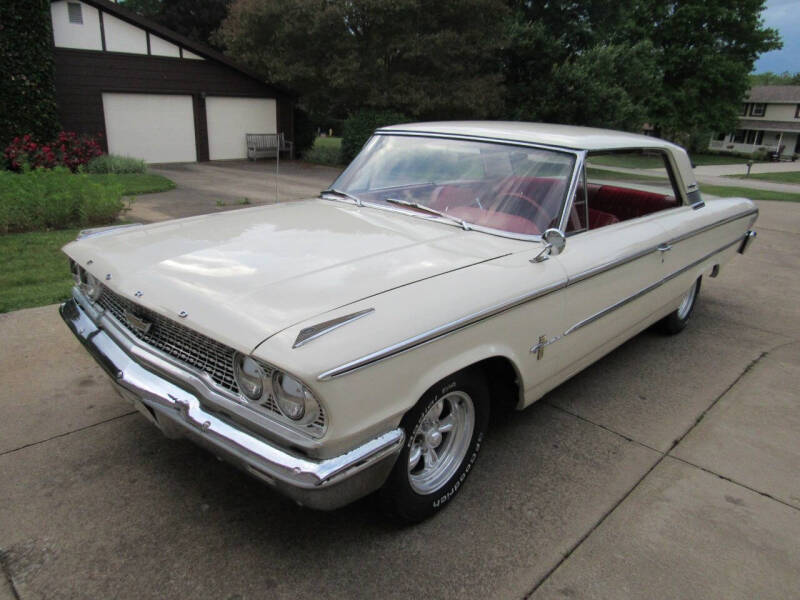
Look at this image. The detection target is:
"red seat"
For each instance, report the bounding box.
[588,184,678,221]
[588,208,620,229]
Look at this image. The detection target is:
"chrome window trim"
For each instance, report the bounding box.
[327,131,584,243]
[317,211,757,381]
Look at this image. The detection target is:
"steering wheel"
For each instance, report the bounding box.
[493,192,544,215]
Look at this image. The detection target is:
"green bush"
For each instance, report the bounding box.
[340,109,409,163]
[86,154,147,174]
[303,137,344,166]
[0,168,124,233]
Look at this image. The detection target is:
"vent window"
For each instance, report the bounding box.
[67,2,83,24]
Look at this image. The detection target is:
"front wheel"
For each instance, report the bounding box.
[380,368,490,522]
[659,277,701,334]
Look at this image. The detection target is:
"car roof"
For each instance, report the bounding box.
[377,121,681,152]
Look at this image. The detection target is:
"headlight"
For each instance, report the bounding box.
[272,371,317,421]
[233,354,265,400]
[80,271,103,301]
[69,259,81,285]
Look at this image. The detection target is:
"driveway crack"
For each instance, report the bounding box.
[524,344,784,599]
[0,549,21,600]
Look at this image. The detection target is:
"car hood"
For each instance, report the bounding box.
[64,200,515,352]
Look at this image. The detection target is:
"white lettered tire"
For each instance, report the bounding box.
[380,368,490,522]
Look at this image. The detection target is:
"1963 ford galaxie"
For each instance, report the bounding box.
[61,122,757,521]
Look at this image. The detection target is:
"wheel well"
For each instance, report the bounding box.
[471,356,521,413]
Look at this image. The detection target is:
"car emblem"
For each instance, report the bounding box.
[124,309,152,335]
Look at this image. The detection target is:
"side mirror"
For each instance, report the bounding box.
[531,228,567,263]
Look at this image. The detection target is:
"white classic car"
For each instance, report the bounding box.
[61,122,757,521]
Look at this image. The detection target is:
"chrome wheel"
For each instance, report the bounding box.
[407,391,475,494]
[677,280,698,320]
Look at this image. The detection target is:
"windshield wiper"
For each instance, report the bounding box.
[385,198,471,231]
[321,188,362,207]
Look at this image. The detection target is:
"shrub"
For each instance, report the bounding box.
[86,154,147,174]
[0,0,60,147]
[0,168,124,233]
[4,132,103,172]
[303,139,344,166]
[293,107,316,158]
[340,109,409,163]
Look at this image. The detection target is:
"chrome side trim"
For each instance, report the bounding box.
[77,222,144,240]
[564,235,744,336]
[317,279,567,380]
[738,230,757,254]
[293,308,375,349]
[568,208,758,284]
[317,207,755,380]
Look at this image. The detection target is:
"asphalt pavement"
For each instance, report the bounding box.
[1,162,798,599]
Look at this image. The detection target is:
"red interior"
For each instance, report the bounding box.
[587,184,678,222]
[445,206,541,235]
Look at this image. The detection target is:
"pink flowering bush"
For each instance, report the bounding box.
[4,132,103,172]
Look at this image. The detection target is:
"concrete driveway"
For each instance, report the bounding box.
[1,165,799,599]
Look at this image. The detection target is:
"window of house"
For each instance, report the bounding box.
[741,103,749,116]
[749,103,766,117]
[67,2,83,24]
[795,104,800,119]
[568,150,681,232]
[733,130,746,143]
[715,132,726,141]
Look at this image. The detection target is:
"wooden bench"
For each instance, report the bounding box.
[246,133,294,160]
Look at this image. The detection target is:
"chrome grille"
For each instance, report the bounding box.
[96,285,326,436]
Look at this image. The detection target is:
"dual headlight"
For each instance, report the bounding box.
[233,353,320,424]
[70,259,102,301]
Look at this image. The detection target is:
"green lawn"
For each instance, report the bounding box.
[0,229,79,313]
[303,136,345,166]
[87,173,175,195]
[689,154,768,166]
[699,184,800,202]
[586,167,667,182]
[726,171,800,184]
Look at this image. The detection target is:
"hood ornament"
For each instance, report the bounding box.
[293,308,375,348]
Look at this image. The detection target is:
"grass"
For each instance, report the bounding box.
[586,167,667,182]
[589,154,665,169]
[86,173,175,195]
[303,136,345,166]
[699,184,800,202]
[0,229,79,312]
[726,171,800,184]
[689,153,768,166]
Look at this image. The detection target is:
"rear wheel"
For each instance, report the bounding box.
[659,277,701,334]
[380,368,490,522]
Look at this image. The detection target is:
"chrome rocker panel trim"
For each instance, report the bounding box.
[60,297,405,510]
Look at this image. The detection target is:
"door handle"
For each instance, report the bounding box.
[657,244,672,252]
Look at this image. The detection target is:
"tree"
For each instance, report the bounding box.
[628,0,781,143]
[121,0,231,48]
[0,0,60,147]
[750,71,800,86]
[217,0,509,120]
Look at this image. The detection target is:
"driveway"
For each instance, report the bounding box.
[127,159,343,223]
[1,177,799,598]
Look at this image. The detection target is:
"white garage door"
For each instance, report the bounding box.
[206,97,277,160]
[102,93,197,163]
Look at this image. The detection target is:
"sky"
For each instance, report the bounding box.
[753,0,799,73]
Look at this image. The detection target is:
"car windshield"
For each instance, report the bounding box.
[328,134,576,236]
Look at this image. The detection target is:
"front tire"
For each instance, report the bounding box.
[380,368,490,522]
[659,277,701,334]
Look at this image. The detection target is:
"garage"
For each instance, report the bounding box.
[102,93,197,163]
[206,97,277,160]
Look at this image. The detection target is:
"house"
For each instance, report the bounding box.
[709,86,800,159]
[49,0,294,163]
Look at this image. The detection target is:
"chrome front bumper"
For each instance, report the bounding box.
[738,230,757,254]
[60,297,404,510]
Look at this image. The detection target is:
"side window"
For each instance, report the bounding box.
[565,168,588,234]
[581,150,681,229]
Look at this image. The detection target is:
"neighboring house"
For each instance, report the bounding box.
[50,0,294,163]
[709,86,800,159]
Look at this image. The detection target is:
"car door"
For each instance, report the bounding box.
[549,150,681,377]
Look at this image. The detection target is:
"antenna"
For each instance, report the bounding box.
[275,133,280,203]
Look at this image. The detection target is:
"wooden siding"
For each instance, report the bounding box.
[53,48,294,159]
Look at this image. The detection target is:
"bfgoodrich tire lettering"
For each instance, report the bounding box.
[380,368,490,522]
